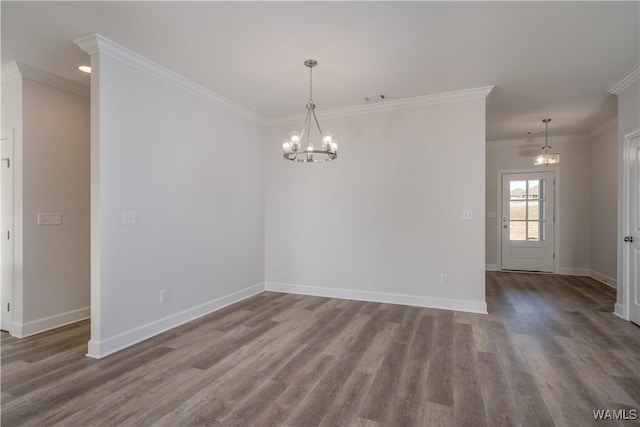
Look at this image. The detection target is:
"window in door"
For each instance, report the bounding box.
[509,179,545,241]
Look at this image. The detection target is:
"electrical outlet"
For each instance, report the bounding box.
[440,274,448,285]
[159,289,168,303]
[122,210,136,225]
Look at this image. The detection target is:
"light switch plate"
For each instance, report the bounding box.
[122,210,136,225]
[462,210,473,220]
[38,212,62,225]
[487,211,497,218]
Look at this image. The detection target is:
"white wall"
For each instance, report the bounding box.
[486,136,592,274]
[1,64,90,337]
[590,120,618,285]
[79,36,265,358]
[21,78,90,332]
[265,95,489,313]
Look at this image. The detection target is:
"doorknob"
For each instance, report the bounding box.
[624,236,634,243]
[503,225,508,229]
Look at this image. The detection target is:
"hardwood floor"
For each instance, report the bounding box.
[2,272,639,426]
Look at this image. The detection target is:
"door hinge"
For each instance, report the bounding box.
[553,252,556,259]
[7,302,10,312]
[6,230,9,239]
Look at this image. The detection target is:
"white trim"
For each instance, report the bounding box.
[265,282,488,315]
[487,134,586,149]
[86,282,265,359]
[72,34,494,128]
[485,264,498,271]
[589,270,617,289]
[11,307,90,338]
[557,268,590,276]
[73,33,266,126]
[589,116,617,139]
[14,62,89,97]
[1,62,22,83]
[265,86,495,127]
[614,303,625,319]
[608,65,640,95]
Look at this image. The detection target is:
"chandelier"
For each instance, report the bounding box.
[533,118,560,166]
[282,59,338,162]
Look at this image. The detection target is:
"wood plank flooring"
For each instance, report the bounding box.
[2,272,639,426]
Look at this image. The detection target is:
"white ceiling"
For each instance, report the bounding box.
[2,1,638,140]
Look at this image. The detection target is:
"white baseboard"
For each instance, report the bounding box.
[12,306,90,338]
[557,268,590,276]
[86,282,265,359]
[485,264,498,271]
[614,303,626,320]
[588,270,617,289]
[264,282,488,314]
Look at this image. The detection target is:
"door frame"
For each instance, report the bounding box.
[616,129,640,320]
[496,167,559,272]
[1,130,15,333]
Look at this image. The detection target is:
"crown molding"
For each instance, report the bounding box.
[607,65,639,95]
[486,134,587,149]
[74,33,266,126]
[265,85,495,127]
[11,62,89,97]
[1,62,22,83]
[589,116,617,138]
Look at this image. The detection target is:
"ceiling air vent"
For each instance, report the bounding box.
[364,93,388,103]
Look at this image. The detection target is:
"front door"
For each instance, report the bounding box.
[501,172,555,272]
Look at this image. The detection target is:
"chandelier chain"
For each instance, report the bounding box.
[309,66,313,102]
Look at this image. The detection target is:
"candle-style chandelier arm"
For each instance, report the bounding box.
[311,107,323,135]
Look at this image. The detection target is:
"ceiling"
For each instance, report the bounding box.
[2,1,638,140]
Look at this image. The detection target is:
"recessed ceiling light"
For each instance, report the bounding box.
[78,65,91,74]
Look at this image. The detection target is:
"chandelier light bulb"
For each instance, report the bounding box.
[282,140,291,153]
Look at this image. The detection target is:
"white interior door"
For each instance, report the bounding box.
[626,132,640,325]
[501,172,555,272]
[1,132,14,331]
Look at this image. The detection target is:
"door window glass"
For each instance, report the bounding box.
[509,179,546,241]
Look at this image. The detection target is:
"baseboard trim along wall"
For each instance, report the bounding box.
[614,303,625,320]
[588,270,617,289]
[264,282,488,314]
[485,264,498,271]
[12,306,90,338]
[86,283,265,359]
[557,267,591,276]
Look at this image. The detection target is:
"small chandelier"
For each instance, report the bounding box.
[534,118,560,166]
[282,59,338,162]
